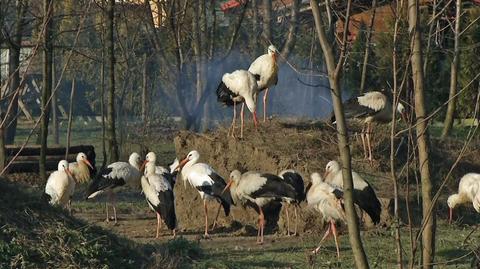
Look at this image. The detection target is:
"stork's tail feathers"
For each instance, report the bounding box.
[42,192,51,204]
[219,190,232,216]
[279,171,306,202]
[354,186,382,225]
[216,81,235,106]
[157,191,177,230]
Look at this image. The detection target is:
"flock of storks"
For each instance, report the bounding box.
[43,45,480,257]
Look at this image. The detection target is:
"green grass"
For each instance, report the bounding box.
[0,179,204,269]
[193,223,479,268]
[13,119,177,165]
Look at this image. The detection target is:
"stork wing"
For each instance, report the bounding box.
[357,91,387,112]
[249,173,297,200]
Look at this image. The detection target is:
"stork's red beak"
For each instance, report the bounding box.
[176,157,188,171]
[140,160,148,172]
[324,171,329,179]
[222,180,233,194]
[448,207,453,224]
[66,168,73,177]
[272,53,277,63]
[83,159,94,169]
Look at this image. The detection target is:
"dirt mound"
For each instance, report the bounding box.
[172,119,480,234]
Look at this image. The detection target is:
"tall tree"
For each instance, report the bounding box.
[359,0,377,94]
[262,0,272,43]
[310,0,370,268]
[407,0,436,267]
[106,0,118,162]
[441,0,461,138]
[39,0,53,181]
[5,0,27,144]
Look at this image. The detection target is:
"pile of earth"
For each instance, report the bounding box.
[171,119,480,234]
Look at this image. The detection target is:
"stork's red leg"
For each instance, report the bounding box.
[156,212,161,238]
[105,189,111,223]
[203,200,210,238]
[293,206,298,236]
[211,203,222,230]
[229,101,237,138]
[112,192,118,224]
[285,204,291,236]
[253,111,259,128]
[240,103,245,138]
[258,207,265,244]
[263,88,269,122]
[312,222,332,254]
[331,220,340,258]
[366,123,373,161]
[361,124,368,159]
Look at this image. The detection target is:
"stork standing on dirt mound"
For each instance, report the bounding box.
[324,160,381,225]
[306,172,345,257]
[44,160,76,214]
[69,152,94,184]
[248,45,279,122]
[216,70,259,138]
[332,90,406,161]
[224,170,298,244]
[278,169,305,236]
[141,152,177,238]
[86,152,142,224]
[447,173,480,223]
[176,150,232,238]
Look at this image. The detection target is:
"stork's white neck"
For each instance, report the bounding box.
[181,156,199,178]
[129,159,140,170]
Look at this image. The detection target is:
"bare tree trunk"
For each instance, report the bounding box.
[408,0,436,268]
[142,53,147,123]
[6,0,27,144]
[423,0,437,74]
[391,1,404,267]
[106,0,118,163]
[40,0,53,181]
[441,0,461,138]
[251,0,261,56]
[359,0,377,94]
[310,1,370,268]
[0,125,5,172]
[51,52,59,144]
[101,49,107,167]
[279,0,300,60]
[65,79,75,158]
[262,0,272,43]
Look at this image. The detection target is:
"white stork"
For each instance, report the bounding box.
[86,152,142,224]
[306,172,345,257]
[332,90,406,161]
[216,70,259,138]
[154,157,179,188]
[447,173,480,223]
[44,160,76,214]
[69,152,94,184]
[248,45,279,122]
[324,160,381,225]
[141,152,177,238]
[176,150,232,238]
[278,169,305,236]
[224,169,298,244]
